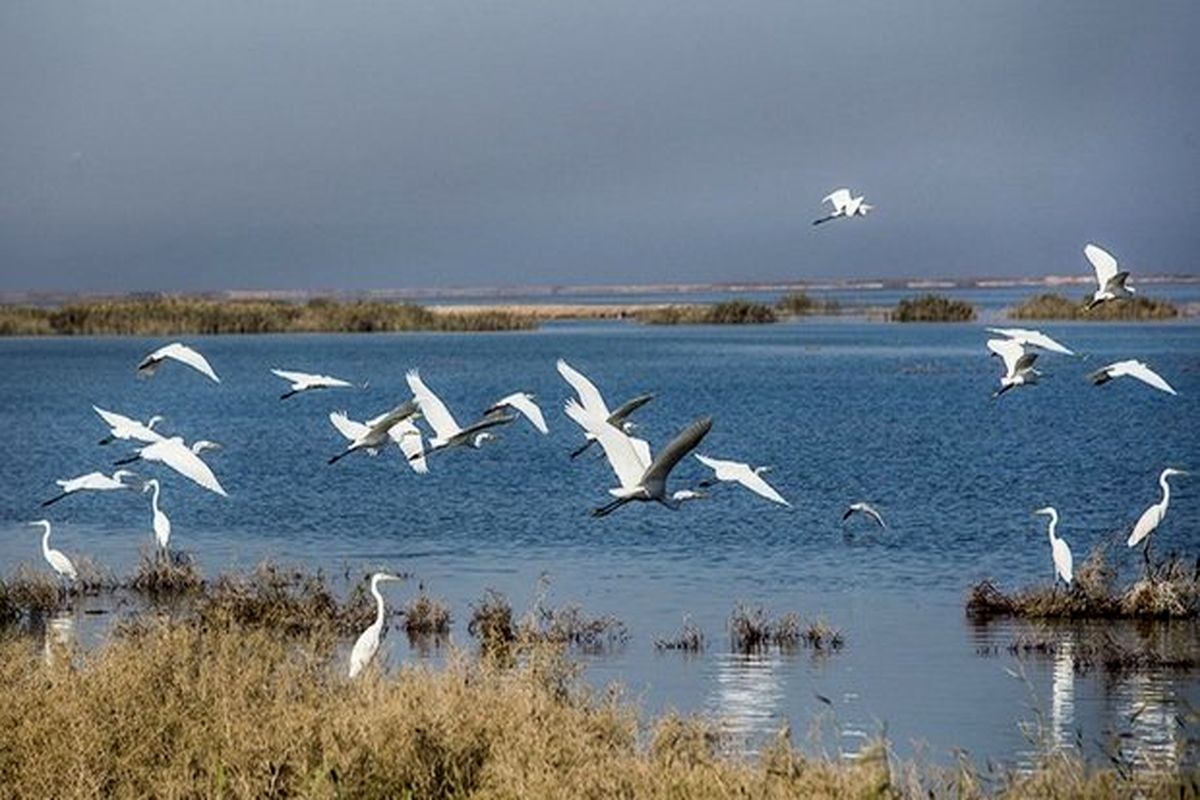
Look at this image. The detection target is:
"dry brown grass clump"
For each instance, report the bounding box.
[654,617,706,652]
[467,589,517,657]
[403,588,452,640]
[636,299,779,325]
[891,294,976,322]
[1009,293,1180,321]
[125,550,204,599]
[199,562,373,636]
[0,565,64,616]
[729,605,845,654]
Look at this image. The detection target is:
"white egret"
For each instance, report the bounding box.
[694,454,789,507]
[1034,507,1073,588]
[842,502,886,528]
[985,327,1075,357]
[93,406,165,445]
[348,572,403,679]
[329,407,427,473]
[405,370,516,457]
[564,399,712,517]
[143,478,171,550]
[137,342,221,383]
[327,401,421,465]
[556,359,654,458]
[270,368,361,400]
[485,392,548,434]
[812,188,873,225]
[1128,468,1187,569]
[987,338,1040,398]
[1087,360,1176,396]
[115,437,227,496]
[29,520,77,581]
[1083,243,1136,310]
[42,469,138,506]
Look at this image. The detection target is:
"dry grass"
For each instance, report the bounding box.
[1009,293,1180,321]
[635,299,779,325]
[729,605,845,654]
[199,562,374,636]
[891,294,977,322]
[125,550,204,599]
[403,588,452,640]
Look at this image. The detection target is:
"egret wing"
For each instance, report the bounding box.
[1114,361,1176,395]
[329,412,370,442]
[629,436,652,470]
[642,417,713,486]
[564,400,644,489]
[157,343,221,383]
[556,359,610,418]
[735,469,790,507]
[986,338,1025,378]
[822,188,851,211]
[145,439,228,496]
[496,393,548,434]
[406,370,460,440]
[389,420,427,474]
[1084,244,1119,289]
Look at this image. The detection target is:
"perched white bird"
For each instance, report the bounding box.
[93,406,165,445]
[406,370,515,457]
[144,478,171,550]
[556,359,654,458]
[485,392,548,434]
[1083,243,1136,310]
[1034,507,1073,587]
[116,437,227,497]
[42,469,138,506]
[1088,360,1176,396]
[813,188,873,225]
[843,502,886,528]
[564,399,711,517]
[348,572,403,679]
[987,338,1041,398]
[328,407,427,473]
[327,401,420,465]
[985,327,1075,357]
[270,368,360,400]
[137,342,221,383]
[1128,468,1188,566]
[694,454,789,507]
[30,519,77,581]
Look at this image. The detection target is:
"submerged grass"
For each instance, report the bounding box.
[654,616,706,652]
[125,550,204,599]
[728,604,845,654]
[1010,293,1180,321]
[776,291,842,316]
[403,587,452,640]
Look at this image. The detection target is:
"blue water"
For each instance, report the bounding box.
[1,316,1197,769]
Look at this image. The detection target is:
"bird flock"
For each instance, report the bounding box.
[19,229,1189,678]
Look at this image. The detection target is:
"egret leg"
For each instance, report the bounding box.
[113,455,140,466]
[591,497,632,518]
[98,435,115,445]
[41,492,69,507]
[570,440,594,460]
[1143,539,1153,581]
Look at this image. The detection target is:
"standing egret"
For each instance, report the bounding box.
[1087,360,1176,396]
[93,406,165,445]
[144,479,171,550]
[1128,468,1188,570]
[115,437,228,496]
[694,454,789,507]
[1034,507,1073,588]
[987,338,1040,398]
[842,502,886,528]
[556,359,654,458]
[327,401,421,464]
[812,188,873,225]
[1083,243,1136,310]
[985,327,1075,357]
[349,572,403,679]
[405,370,516,457]
[329,408,427,473]
[42,469,138,506]
[29,520,77,581]
[137,342,221,383]
[270,368,361,400]
[564,399,712,517]
[484,392,548,434]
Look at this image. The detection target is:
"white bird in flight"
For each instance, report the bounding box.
[349,572,403,679]
[843,502,886,528]
[1083,243,1136,310]
[329,406,427,473]
[985,327,1075,357]
[1128,468,1187,567]
[137,342,221,383]
[405,370,516,458]
[1087,360,1176,396]
[694,454,789,507]
[116,437,228,497]
[42,469,138,507]
[143,478,172,550]
[813,188,873,225]
[93,406,165,445]
[270,368,361,400]
[987,338,1041,398]
[30,519,77,581]
[485,392,548,434]
[556,359,654,459]
[564,399,712,517]
[1034,507,1073,587]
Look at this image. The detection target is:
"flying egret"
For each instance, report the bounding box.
[812,188,873,225]
[406,370,516,457]
[694,454,789,507]
[1083,243,1136,310]
[556,359,654,458]
[842,502,886,528]
[1128,468,1188,570]
[115,437,227,496]
[327,401,421,465]
[329,408,427,473]
[29,520,77,581]
[564,399,712,517]
[270,368,361,400]
[137,342,221,383]
[985,327,1075,357]
[1087,360,1176,396]
[42,469,138,506]
[1034,507,1073,588]
[143,478,171,550]
[987,338,1040,398]
[93,406,165,445]
[349,572,403,679]
[485,392,548,434]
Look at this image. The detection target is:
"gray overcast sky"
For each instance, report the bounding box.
[2,2,1198,291]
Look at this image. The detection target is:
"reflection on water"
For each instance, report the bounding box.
[42,611,75,666]
[707,652,786,749]
[1050,638,1075,753]
[1114,672,1183,772]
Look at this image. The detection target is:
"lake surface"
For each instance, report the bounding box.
[1,313,1197,770]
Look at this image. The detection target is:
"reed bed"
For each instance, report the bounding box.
[403,588,453,639]
[890,294,977,322]
[728,604,845,654]
[635,299,779,325]
[1009,293,1180,321]
[466,586,628,659]
[775,291,842,316]
[654,617,706,652]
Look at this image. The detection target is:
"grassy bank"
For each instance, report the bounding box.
[1009,293,1180,321]
[891,294,977,322]
[0,297,537,336]
[635,299,779,325]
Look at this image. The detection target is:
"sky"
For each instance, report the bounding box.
[2,2,1198,292]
